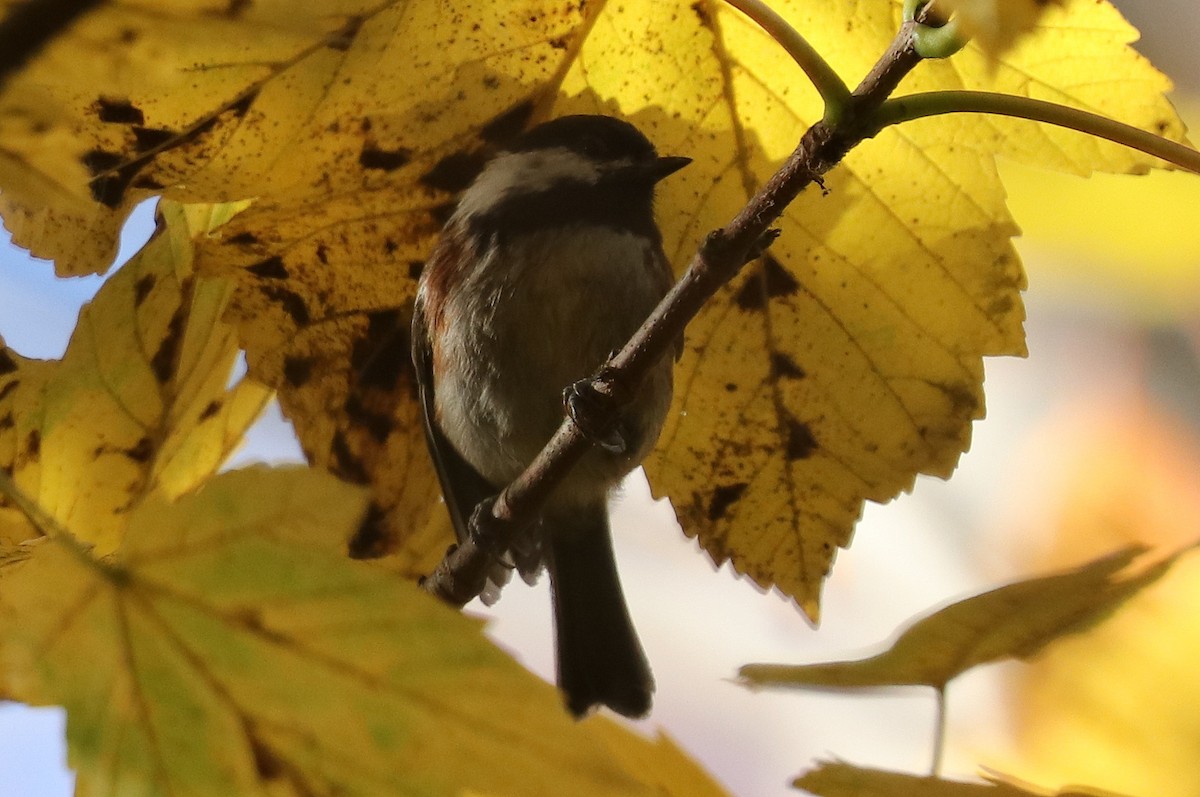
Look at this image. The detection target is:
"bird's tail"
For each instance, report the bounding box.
[545,505,654,718]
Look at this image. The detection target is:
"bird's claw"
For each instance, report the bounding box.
[563,378,627,454]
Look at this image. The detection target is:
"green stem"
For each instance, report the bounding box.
[721,0,851,120]
[873,90,1200,173]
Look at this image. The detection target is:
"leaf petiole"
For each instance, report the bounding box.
[870,90,1200,173]
[720,0,851,121]
[903,0,968,59]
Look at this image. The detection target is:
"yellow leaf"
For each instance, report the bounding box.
[0,201,269,554]
[738,545,1185,690]
[998,100,1200,321]
[919,1,1188,176]
[0,466,655,797]
[939,0,1065,57]
[792,760,1134,796]
[584,716,734,797]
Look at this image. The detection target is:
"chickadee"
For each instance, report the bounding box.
[412,115,689,717]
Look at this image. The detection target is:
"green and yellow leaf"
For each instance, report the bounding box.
[0,201,268,555]
[0,466,658,797]
[739,544,1187,690]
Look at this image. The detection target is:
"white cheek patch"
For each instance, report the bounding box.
[454,148,613,221]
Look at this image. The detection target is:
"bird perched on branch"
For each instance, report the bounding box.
[412,114,689,717]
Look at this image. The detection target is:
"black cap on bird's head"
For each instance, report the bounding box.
[511,115,691,184]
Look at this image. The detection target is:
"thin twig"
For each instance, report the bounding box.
[873,90,1200,173]
[423,16,928,606]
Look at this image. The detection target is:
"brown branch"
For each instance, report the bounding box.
[423,16,928,607]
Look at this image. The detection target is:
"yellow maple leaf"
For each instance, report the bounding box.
[738,545,1186,691]
[0,466,664,797]
[0,0,1189,615]
[0,201,269,555]
[584,716,734,797]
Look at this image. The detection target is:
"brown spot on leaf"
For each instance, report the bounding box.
[331,432,369,484]
[0,349,16,376]
[407,261,424,280]
[430,200,456,226]
[262,286,310,326]
[262,284,309,326]
[359,144,412,171]
[480,100,535,145]
[199,400,221,421]
[352,309,410,392]
[348,503,388,558]
[707,482,748,521]
[132,126,175,153]
[82,148,123,175]
[248,731,283,780]
[785,416,817,460]
[345,395,394,443]
[95,97,144,125]
[0,412,13,431]
[90,175,129,207]
[770,352,806,380]
[150,307,186,383]
[225,0,251,17]
[82,149,140,208]
[229,89,258,117]
[282,356,314,388]
[124,436,153,463]
[420,151,486,193]
[133,274,156,306]
[327,15,364,52]
[938,381,979,419]
[0,381,17,403]
[735,254,800,311]
[24,430,40,457]
[227,231,258,246]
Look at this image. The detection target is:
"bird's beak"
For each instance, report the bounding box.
[651,156,692,182]
[610,155,692,186]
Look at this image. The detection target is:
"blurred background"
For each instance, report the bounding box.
[2,1,1199,794]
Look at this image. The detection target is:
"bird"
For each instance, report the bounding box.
[411,114,689,717]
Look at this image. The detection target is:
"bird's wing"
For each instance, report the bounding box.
[411,290,497,546]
